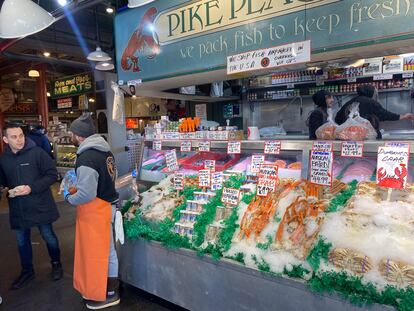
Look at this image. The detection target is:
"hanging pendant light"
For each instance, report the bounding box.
[0,0,55,39]
[95,61,114,71]
[87,47,111,61]
[28,70,40,78]
[128,0,156,8]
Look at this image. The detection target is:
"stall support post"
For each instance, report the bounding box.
[36,64,48,128]
[0,112,4,153]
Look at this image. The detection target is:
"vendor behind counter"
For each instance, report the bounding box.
[335,85,414,139]
[307,90,334,140]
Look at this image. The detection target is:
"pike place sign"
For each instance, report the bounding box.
[154,0,341,44]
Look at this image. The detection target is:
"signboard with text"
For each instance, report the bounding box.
[52,72,93,98]
[376,146,409,189]
[310,151,333,186]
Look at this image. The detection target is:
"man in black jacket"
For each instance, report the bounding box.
[335,85,414,138]
[0,124,63,290]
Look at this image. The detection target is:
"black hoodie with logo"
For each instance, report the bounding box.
[335,85,400,138]
[0,138,59,230]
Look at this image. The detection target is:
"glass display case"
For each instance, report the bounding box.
[54,143,78,176]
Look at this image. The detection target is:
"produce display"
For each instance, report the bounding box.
[124,161,414,310]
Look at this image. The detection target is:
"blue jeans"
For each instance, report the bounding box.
[15,223,61,272]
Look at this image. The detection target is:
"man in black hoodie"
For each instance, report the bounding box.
[307,90,334,139]
[335,85,414,138]
[0,124,62,290]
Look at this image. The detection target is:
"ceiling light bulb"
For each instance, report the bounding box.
[43,52,51,57]
[47,92,51,97]
[106,7,114,14]
[57,0,67,6]
[89,98,95,103]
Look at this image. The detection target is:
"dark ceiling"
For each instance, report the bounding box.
[0,0,129,78]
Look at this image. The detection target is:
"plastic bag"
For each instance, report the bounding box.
[59,169,77,195]
[334,103,377,140]
[111,81,125,125]
[316,109,337,140]
[115,210,125,245]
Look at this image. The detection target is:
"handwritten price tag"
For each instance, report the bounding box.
[221,187,240,206]
[257,164,278,196]
[310,151,333,186]
[313,141,333,152]
[211,172,223,191]
[377,146,409,189]
[199,169,211,188]
[264,141,281,155]
[199,141,211,152]
[341,141,364,158]
[180,141,192,152]
[165,149,179,172]
[227,141,241,154]
[204,160,216,172]
[251,155,265,173]
[174,173,184,190]
[259,164,279,180]
[153,141,162,151]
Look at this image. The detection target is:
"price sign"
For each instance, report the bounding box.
[153,141,162,151]
[199,169,211,188]
[174,173,184,190]
[287,83,295,89]
[264,141,281,154]
[221,187,240,206]
[257,164,278,196]
[347,77,357,83]
[310,151,333,186]
[257,178,277,197]
[377,146,409,189]
[403,72,414,78]
[385,142,410,149]
[341,141,364,158]
[180,141,192,152]
[199,141,211,152]
[204,160,216,172]
[165,149,179,172]
[211,172,223,191]
[373,73,393,81]
[227,141,241,154]
[259,164,279,180]
[251,155,265,173]
[313,141,333,152]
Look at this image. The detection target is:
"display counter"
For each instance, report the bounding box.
[120,138,414,311]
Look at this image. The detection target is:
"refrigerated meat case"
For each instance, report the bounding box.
[119,139,414,311]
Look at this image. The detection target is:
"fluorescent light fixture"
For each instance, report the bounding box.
[128,0,156,8]
[95,61,114,71]
[28,70,40,77]
[87,47,111,61]
[43,52,51,57]
[57,0,67,6]
[106,7,114,14]
[0,0,55,39]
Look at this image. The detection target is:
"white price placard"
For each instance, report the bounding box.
[153,141,162,151]
[341,141,364,158]
[256,164,278,196]
[165,149,179,172]
[347,77,357,83]
[211,172,223,191]
[310,151,333,186]
[227,141,241,154]
[174,173,184,190]
[221,187,240,206]
[204,160,216,172]
[313,141,333,152]
[180,141,192,152]
[227,41,311,75]
[264,141,281,155]
[373,73,393,81]
[251,155,265,173]
[257,179,277,197]
[199,169,211,188]
[199,141,211,152]
[377,146,409,189]
[403,72,414,78]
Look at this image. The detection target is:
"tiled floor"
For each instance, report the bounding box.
[0,191,185,311]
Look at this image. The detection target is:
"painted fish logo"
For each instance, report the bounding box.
[106,156,117,181]
[121,7,160,73]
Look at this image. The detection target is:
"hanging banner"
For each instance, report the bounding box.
[227,40,311,74]
[310,151,333,186]
[377,146,409,189]
[341,141,364,158]
[221,187,240,206]
[264,141,281,155]
[52,72,93,98]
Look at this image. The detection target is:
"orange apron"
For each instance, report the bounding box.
[74,198,111,301]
